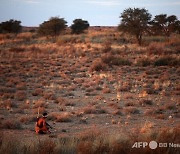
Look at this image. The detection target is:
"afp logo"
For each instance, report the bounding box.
[132,141,158,149]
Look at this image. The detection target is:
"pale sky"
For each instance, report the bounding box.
[0,0,180,26]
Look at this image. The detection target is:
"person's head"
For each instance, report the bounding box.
[42,112,48,118]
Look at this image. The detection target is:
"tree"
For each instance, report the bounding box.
[118,8,151,45]
[0,19,22,33]
[71,19,89,34]
[38,17,67,37]
[150,14,180,36]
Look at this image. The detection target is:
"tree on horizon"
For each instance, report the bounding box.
[150,14,180,36]
[71,19,89,34]
[38,17,67,37]
[0,19,22,34]
[118,8,152,45]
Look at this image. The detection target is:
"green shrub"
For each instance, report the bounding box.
[38,17,67,37]
[71,19,89,34]
[0,19,22,33]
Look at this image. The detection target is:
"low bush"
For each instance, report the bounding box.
[89,59,107,72]
[136,58,151,67]
[139,99,153,106]
[123,106,140,114]
[56,112,73,122]
[0,119,22,129]
[57,35,86,45]
[15,90,27,101]
[32,88,43,96]
[154,56,180,66]
[101,54,132,66]
[9,47,26,52]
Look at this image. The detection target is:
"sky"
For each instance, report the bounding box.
[0,0,180,26]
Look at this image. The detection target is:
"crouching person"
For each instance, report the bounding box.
[35,112,52,134]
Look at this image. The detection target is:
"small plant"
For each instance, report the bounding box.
[33,99,47,108]
[9,47,26,52]
[136,58,151,67]
[56,112,73,122]
[19,115,36,124]
[82,105,97,114]
[43,91,56,100]
[16,82,27,90]
[102,41,112,53]
[139,99,153,106]
[101,54,131,66]
[164,103,177,110]
[15,90,27,101]
[32,88,43,96]
[89,59,106,72]
[123,106,140,114]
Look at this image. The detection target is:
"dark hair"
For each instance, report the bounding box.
[43,112,48,117]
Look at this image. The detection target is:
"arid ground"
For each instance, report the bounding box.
[0,27,180,153]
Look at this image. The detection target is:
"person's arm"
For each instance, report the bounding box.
[46,122,53,129]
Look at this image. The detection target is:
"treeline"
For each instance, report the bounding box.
[0,8,179,45]
[118,8,180,45]
[0,18,90,36]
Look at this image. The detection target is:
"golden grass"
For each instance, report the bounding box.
[0,126,179,154]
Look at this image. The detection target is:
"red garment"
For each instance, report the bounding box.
[35,117,49,134]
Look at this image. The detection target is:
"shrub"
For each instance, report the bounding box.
[0,19,22,33]
[57,34,87,45]
[136,58,151,67]
[154,56,180,66]
[9,47,26,52]
[33,99,47,108]
[82,106,97,114]
[15,90,26,101]
[71,19,89,34]
[89,59,107,72]
[38,17,67,37]
[19,115,36,124]
[16,82,27,90]
[101,54,131,66]
[43,91,56,100]
[56,112,73,122]
[32,88,43,96]
[164,103,177,110]
[0,99,17,109]
[102,41,112,53]
[123,107,140,114]
[139,99,153,106]
[1,119,22,129]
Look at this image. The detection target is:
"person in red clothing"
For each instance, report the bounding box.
[35,112,52,134]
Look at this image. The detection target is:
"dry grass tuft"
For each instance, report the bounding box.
[15,90,27,101]
[89,59,107,72]
[0,119,22,129]
[56,112,73,122]
[123,106,140,114]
